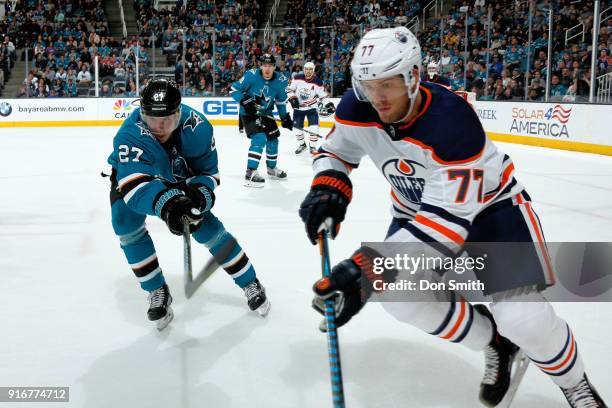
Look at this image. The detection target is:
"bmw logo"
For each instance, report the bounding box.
[0,101,12,117]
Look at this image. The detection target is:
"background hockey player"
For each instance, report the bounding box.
[108,78,270,330]
[287,61,335,154]
[230,54,293,187]
[423,61,450,86]
[299,27,606,408]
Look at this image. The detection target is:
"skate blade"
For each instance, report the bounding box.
[255,299,271,317]
[244,180,265,188]
[496,350,530,408]
[155,307,174,331]
[267,175,287,181]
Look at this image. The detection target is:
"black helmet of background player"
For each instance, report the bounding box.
[260,53,276,80]
[140,78,182,142]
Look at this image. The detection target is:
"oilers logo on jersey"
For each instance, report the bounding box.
[298,86,313,101]
[382,158,426,204]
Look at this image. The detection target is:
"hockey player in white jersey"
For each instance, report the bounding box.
[287,61,336,154]
[299,27,607,407]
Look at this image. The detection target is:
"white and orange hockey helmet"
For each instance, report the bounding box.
[350,27,422,119]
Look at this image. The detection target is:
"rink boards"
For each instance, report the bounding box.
[0,97,610,155]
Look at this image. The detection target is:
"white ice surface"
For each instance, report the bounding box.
[0,126,611,408]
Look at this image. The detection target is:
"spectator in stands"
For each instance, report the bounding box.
[550,74,568,100]
[125,79,137,97]
[64,78,78,97]
[597,49,610,74]
[98,82,111,96]
[77,64,92,85]
[35,79,49,97]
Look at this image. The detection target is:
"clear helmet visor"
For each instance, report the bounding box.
[141,108,181,139]
[351,73,420,123]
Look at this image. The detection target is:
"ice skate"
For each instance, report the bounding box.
[243,278,270,316]
[147,283,174,331]
[562,374,607,408]
[244,168,265,188]
[476,305,529,407]
[295,143,307,154]
[267,167,287,180]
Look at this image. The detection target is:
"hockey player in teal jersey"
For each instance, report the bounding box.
[230,53,293,187]
[108,78,270,330]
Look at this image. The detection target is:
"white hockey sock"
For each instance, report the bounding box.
[295,131,305,145]
[308,125,319,149]
[381,290,493,351]
[490,292,585,389]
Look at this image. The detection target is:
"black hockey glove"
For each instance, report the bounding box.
[312,247,397,332]
[175,181,216,213]
[299,170,352,244]
[240,95,259,116]
[288,96,300,109]
[280,113,293,130]
[155,190,203,235]
[318,101,336,117]
[322,102,336,115]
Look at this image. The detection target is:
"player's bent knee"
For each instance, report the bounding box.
[251,132,267,146]
[381,301,449,333]
[192,212,225,244]
[111,201,146,236]
[117,224,148,246]
[490,298,558,348]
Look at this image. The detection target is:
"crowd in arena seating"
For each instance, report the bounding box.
[1,0,610,101]
[419,0,611,101]
[279,0,422,95]
[135,0,264,96]
[1,0,149,98]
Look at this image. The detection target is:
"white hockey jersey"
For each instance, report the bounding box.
[287,73,328,110]
[313,83,524,254]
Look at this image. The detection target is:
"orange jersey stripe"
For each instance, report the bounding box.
[312,149,355,172]
[484,162,515,202]
[398,85,433,129]
[415,214,465,245]
[515,193,556,284]
[401,136,485,165]
[334,116,383,129]
[524,201,556,284]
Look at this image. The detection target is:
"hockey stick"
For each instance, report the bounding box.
[317,223,346,408]
[182,218,237,299]
[259,114,325,139]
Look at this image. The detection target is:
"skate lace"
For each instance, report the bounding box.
[563,379,599,408]
[149,287,167,309]
[482,344,500,385]
[244,281,260,300]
